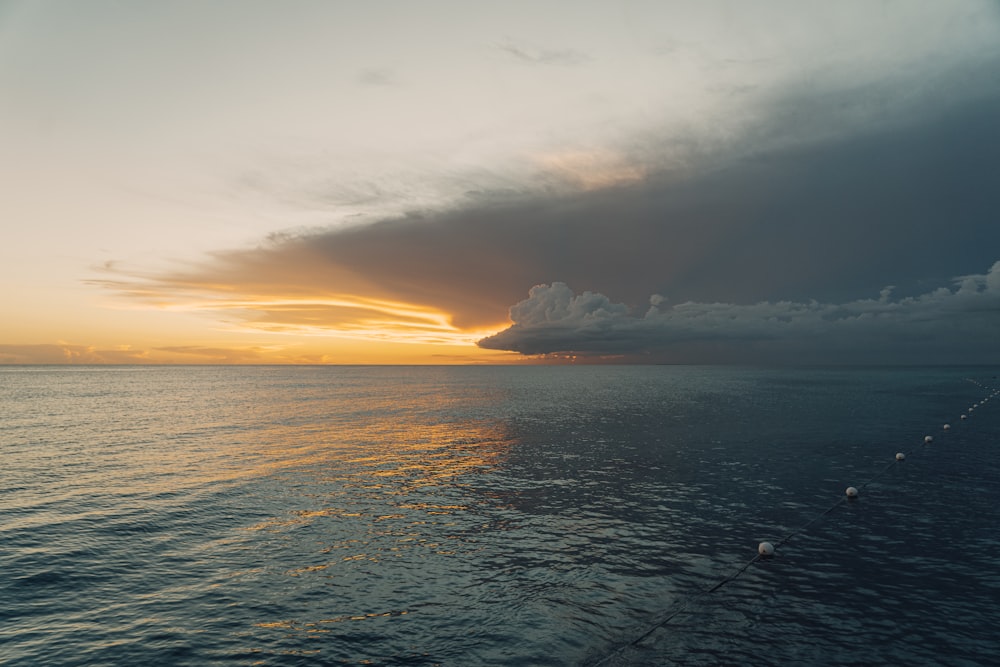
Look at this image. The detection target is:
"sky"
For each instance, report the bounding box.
[2,0,1000,364]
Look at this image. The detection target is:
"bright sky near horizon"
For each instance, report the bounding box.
[3,1,1000,364]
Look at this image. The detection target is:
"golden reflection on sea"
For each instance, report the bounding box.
[244,418,507,532]
[235,401,512,647]
[235,415,508,656]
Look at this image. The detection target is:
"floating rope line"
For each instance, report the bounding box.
[588,379,998,667]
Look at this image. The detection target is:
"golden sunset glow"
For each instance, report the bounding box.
[120,293,500,345]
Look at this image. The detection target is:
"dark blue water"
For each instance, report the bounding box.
[1,366,998,666]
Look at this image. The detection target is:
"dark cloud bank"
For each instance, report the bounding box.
[107,59,1000,364]
[478,262,1000,364]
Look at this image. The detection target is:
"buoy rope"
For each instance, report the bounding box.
[619,552,763,650]
[587,380,997,666]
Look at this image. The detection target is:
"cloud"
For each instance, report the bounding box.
[477,262,1000,364]
[0,344,151,364]
[357,67,398,86]
[496,39,590,66]
[91,45,1000,351]
[0,342,337,365]
[98,78,1000,332]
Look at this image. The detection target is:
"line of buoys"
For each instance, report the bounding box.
[751,383,997,558]
[588,379,997,666]
[759,381,1000,552]
[758,381,997,564]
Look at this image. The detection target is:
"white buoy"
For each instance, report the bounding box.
[943,424,951,430]
[758,541,775,557]
[924,435,933,443]
[896,452,906,461]
[961,414,968,420]
[846,486,859,498]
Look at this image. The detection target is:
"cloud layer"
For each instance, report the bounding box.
[97,76,1000,343]
[0,343,270,364]
[81,3,1000,362]
[478,262,1000,364]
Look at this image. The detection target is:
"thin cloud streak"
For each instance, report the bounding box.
[496,39,590,66]
[0,344,152,365]
[0,343,270,364]
[0,342,445,365]
[357,68,399,86]
[90,269,488,346]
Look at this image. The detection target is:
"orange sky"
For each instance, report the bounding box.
[0,280,520,364]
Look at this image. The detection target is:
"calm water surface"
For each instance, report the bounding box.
[1,366,998,665]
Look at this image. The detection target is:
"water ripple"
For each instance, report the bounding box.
[2,366,998,665]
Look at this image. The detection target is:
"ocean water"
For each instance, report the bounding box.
[1,365,998,666]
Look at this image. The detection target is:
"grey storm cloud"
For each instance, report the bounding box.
[98,49,1000,362]
[478,262,1000,363]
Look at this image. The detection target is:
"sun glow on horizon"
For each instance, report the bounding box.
[99,290,507,347]
[0,283,520,365]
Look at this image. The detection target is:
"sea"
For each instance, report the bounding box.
[2,365,999,666]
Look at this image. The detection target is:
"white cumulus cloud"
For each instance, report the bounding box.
[478,261,1000,364]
